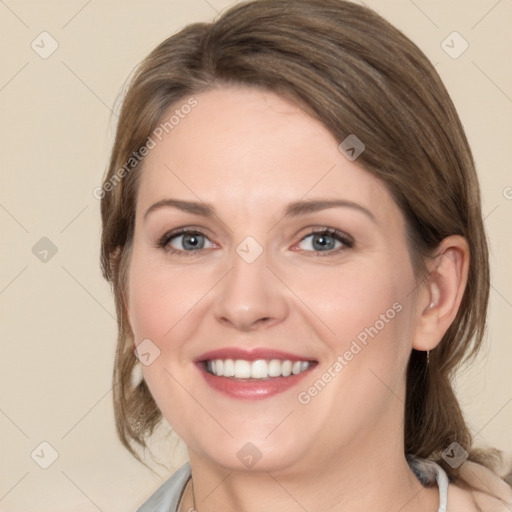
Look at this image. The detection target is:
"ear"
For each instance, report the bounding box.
[412,235,470,352]
[109,246,122,272]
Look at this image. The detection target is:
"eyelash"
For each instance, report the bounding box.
[157,227,354,257]
[157,228,212,257]
[296,227,354,256]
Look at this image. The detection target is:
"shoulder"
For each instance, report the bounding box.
[448,460,512,512]
[136,462,191,512]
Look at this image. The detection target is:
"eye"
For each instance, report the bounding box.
[295,228,353,255]
[158,229,215,254]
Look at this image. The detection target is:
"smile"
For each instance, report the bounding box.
[195,348,318,400]
[205,358,312,379]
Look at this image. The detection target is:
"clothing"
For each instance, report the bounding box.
[137,463,191,512]
[136,455,449,512]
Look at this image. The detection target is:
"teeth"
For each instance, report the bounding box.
[292,361,302,375]
[251,359,267,378]
[234,359,251,378]
[281,360,292,377]
[223,358,235,377]
[206,358,311,379]
[268,359,281,377]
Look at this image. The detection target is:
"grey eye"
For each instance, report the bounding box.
[299,233,342,252]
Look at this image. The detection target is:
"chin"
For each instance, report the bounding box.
[186,428,311,474]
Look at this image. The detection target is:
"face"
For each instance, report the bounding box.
[126,85,422,474]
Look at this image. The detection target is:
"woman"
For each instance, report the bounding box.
[99,1,512,510]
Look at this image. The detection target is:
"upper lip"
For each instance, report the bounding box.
[195,348,316,363]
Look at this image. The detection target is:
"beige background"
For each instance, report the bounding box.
[1,0,511,510]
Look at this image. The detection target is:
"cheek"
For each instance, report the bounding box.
[126,250,209,432]
[302,253,417,407]
[296,259,416,426]
[127,249,209,342]
[300,257,414,346]
[126,266,169,343]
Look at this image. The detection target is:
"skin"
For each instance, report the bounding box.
[126,85,471,511]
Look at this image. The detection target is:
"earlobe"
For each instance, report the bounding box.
[109,246,122,273]
[412,235,470,352]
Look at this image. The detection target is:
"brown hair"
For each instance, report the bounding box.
[100,0,507,483]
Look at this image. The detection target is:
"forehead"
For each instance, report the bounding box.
[136,85,399,226]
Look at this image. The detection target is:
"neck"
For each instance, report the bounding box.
[180,433,439,512]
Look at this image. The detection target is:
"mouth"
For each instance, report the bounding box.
[203,358,313,379]
[195,348,318,400]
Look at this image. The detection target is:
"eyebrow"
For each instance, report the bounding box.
[143,198,376,223]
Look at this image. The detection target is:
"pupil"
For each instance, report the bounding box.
[313,234,334,251]
[183,234,204,250]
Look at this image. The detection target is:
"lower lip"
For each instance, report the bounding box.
[197,363,315,400]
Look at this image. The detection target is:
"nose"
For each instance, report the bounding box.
[212,248,289,332]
